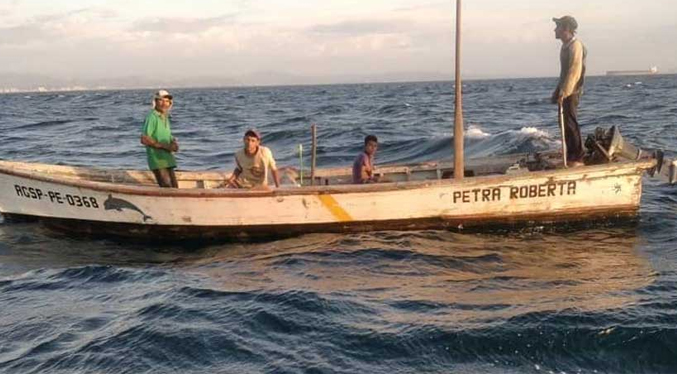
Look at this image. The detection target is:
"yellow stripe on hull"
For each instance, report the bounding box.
[317,194,353,222]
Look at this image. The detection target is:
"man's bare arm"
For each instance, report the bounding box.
[140,135,177,152]
[360,160,373,183]
[271,168,281,188]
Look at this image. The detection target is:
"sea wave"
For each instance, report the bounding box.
[2,77,677,373]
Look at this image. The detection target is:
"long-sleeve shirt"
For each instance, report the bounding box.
[558,37,587,99]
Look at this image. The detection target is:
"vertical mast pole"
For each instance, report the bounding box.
[453,0,464,179]
[310,123,317,185]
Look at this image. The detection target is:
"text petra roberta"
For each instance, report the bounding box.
[452,181,577,204]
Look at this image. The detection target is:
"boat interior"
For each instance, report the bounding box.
[1,126,671,189]
[0,151,565,189]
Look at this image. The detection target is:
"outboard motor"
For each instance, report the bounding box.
[607,126,645,161]
[585,126,664,176]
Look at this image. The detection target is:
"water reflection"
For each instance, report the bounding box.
[0,217,656,328]
[0,221,193,276]
[187,229,655,327]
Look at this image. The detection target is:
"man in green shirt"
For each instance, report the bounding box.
[140,89,179,187]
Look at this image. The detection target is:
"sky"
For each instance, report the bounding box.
[1,0,676,84]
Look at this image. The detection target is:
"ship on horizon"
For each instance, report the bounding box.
[606,66,659,76]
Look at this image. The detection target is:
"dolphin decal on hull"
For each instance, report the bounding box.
[104,195,153,222]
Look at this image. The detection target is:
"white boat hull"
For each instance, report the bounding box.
[0,159,653,240]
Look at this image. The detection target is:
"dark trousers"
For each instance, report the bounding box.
[562,95,585,163]
[152,167,178,188]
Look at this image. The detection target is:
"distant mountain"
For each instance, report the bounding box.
[238,71,452,85]
[0,72,242,92]
[0,70,453,93]
[0,73,75,91]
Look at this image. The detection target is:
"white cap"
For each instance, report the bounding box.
[153,89,173,100]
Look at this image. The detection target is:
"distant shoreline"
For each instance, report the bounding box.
[2,73,676,95]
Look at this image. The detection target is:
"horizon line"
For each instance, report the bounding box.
[2,73,676,95]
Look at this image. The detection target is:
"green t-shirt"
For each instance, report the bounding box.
[142,110,176,170]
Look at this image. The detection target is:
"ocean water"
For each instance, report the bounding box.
[1,76,677,373]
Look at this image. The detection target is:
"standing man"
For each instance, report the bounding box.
[141,89,179,188]
[226,129,280,189]
[552,15,587,166]
[352,135,379,184]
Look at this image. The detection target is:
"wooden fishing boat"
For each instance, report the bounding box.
[0,141,672,240]
[2,1,674,241]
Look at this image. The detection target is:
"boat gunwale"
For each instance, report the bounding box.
[0,159,656,198]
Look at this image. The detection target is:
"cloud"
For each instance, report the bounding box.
[0,0,20,18]
[0,25,50,45]
[131,15,238,34]
[2,1,676,82]
[25,7,118,24]
[34,8,91,23]
[308,19,413,36]
[393,2,450,13]
[0,8,120,45]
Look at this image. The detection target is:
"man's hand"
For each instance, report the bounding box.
[169,138,179,152]
[551,88,561,104]
[141,135,178,152]
[225,169,241,188]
